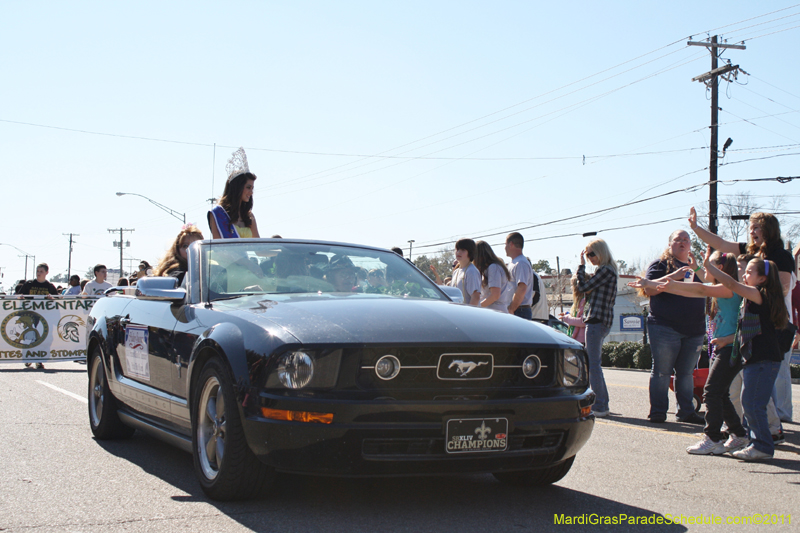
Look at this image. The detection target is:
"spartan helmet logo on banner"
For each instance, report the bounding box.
[1,310,49,349]
[57,315,86,343]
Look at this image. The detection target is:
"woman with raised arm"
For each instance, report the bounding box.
[208,147,260,240]
[689,207,795,422]
[631,250,747,454]
[575,238,617,417]
[640,229,706,424]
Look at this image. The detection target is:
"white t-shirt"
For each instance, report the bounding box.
[450,263,481,304]
[530,272,549,320]
[480,263,512,313]
[508,255,534,307]
[83,280,112,296]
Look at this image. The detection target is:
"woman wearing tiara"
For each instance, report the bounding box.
[208,147,260,239]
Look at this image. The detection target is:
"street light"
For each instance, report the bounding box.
[408,239,415,261]
[116,192,186,224]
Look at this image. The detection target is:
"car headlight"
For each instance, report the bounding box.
[266,349,342,390]
[277,351,314,389]
[562,349,587,387]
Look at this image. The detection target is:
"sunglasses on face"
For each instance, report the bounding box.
[586,251,597,258]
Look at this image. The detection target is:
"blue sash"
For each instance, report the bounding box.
[208,206,239,239]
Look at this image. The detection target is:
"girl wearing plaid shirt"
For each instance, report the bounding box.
[576,239,618,417]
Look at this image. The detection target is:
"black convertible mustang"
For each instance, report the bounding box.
[87,239,595,500]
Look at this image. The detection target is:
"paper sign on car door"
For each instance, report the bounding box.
[124,325,150,381]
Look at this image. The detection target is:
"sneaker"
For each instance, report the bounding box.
[723,435,749,453]
[731,445,772,461]
[35,363,45,370]
[678,412,705,425]
[772,430,785,445]
[686,435,726,455]
[648,414,666,423]
[24,363,32,368]
[592,409,610,418]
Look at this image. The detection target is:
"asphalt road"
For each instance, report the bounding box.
[1,363,798,532]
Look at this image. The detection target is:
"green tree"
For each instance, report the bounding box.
[531,259,552,274]
[414,248,455,284]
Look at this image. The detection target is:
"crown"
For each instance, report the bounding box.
[225,147,250,183]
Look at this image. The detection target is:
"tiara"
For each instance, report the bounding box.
[225,147,250,183]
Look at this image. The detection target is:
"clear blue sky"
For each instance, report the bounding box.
[2,1,798,287]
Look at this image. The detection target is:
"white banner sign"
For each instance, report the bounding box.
[0,296,97,363]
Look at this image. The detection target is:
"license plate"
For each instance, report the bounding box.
[445,417,508,454]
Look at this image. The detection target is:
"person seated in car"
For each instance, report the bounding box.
[325,255,357,292]
[367,268,389,288]
[155,225,205,285]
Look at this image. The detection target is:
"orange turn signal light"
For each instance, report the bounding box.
[580,406,593,418]
[261,407,333,424]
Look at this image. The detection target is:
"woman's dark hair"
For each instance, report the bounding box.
[117,278,129,286]
[473,240,511,287]
[747,212,783,257]
[219,172,257,228]
[455,238,477,261]
[751,258,789,329]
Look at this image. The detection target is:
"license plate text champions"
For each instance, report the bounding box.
[446,418,508,453]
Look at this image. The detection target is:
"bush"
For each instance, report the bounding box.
[610,341,639,369]
[601,342,619,367]
[634,344,652,370]
[791,364,800,379]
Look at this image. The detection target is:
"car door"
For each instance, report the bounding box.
[116,299,178,423]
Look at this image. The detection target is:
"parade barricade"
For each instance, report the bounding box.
[0,295,98,364]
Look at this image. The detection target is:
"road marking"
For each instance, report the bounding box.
[37,380,88,404]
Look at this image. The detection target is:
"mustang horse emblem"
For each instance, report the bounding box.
[448,360,488,377]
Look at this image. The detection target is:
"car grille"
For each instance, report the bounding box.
[362,431,564,457]
[356,346,557,390]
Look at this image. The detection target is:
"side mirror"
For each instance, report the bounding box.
[135,277,186,303]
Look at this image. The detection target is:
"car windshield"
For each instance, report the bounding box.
[201,241,447,302]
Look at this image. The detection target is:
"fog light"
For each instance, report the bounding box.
[522,354,542,379]
[375,355,401,380]
[277,351,314,389]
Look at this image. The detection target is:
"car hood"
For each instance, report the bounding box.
[214,294,577,347]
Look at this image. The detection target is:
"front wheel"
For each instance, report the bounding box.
[88,346,135,439]
[192,357,273,501]
[493,456,575,486]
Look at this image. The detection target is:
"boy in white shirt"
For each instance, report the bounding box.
[82,264,112,296]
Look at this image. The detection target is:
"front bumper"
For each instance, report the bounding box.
[242,389,595,476]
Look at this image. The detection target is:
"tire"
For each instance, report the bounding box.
[88,346,135,439]
[192,357,273,501]
[493,456,575,486]
[693,394,702,413]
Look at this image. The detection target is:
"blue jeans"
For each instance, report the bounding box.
[513,306,532,320]
[742,361,781,455]
[648,324,703,420]
[585,323,611,412]
[772,349,793,421]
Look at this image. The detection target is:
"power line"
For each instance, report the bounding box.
[413,175,798,251]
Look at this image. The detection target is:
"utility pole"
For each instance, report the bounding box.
[556,256,564,315]
[108,228,134,282]
[689,35,745,235]
[63,233,79,281]
[408,240,415,261]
